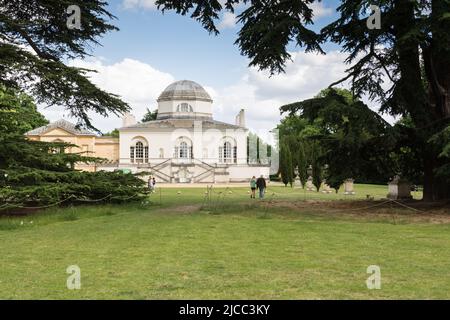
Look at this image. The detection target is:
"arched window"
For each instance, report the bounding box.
[159,148,164,159]
[177,103,193,113]
[130,139,149,164]
[179,142,188,158]
[135,141,144,161]
[52,139,65,154]
[219,138,237,164]
[174,137,193,160]
[224,142,232,161]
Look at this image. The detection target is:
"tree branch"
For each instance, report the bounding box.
[328,73,353,88]
[16,29,58,61]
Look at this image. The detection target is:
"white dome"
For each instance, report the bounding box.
[157,80,212,102]
[156,80,214,120]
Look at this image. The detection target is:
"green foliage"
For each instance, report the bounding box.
[155,0,323,75]
[277,114,325,189]
[0,90,146,210]
[0,86,48,134]
[429,125,450,182]
[0,169,146,206]
[0,132,147,209]
[142,108,158,122]
[247,132,271,164]
[103,129,119,138]
[310,141,323,192]
[0,0,129,130]
[279,143,293,187]
[281,89,395,191]
[157,0,450,200]
[296,146,308,188]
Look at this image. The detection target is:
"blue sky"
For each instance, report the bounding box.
[45,1,380,134]
[93,0,341,87]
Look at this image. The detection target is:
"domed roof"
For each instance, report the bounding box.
[157,80,212,102]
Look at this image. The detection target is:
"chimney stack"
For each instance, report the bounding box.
[235,109,246,127]
[122,112,137,127]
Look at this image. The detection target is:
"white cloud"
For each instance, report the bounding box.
[310,2,334,19]
[212,50,350,133]
[122,0,157,10]
[40,58,174,132]
[218,12,237,30]
[40,50,393,135]
[211,49,396,133]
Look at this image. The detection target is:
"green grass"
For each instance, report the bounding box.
[1,184,449,299]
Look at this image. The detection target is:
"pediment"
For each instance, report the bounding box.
[42,128,75,136]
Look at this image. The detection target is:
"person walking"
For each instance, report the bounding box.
[250,176,257,199]
[256,175,266,199]
[152,177,157,193]
[148,177,154,193]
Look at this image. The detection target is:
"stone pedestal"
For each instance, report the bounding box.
[322,180,333,194]
[344,178,356,195]
[306,176,315,191]
[387,176,413,200]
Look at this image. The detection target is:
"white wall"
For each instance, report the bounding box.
[119,125,248,165]
[157,100,213,119]
[229,166,271,182]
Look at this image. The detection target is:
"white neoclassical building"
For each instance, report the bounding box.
[26,80,272,183]
[116,80,270,183]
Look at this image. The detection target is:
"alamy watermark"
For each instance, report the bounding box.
[367,5,381,30]
[66,265,81,290]
[167,122,280,174]
[366,265,381,290]
[67,5,81,30]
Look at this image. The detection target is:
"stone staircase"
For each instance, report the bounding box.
[138,158,232,183]
[139,159,172,182]
[191,159,215,183]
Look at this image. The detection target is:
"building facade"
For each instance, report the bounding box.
[25,119,119,172]
[26,80,271,183]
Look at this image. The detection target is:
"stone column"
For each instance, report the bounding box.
[387,176,413,200]
[306,176,315,191]
[344,178,356,195]
[322,180,333,194]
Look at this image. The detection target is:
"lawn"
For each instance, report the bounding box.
[1,184,449,299]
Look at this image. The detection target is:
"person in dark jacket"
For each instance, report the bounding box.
[256,175,266,199]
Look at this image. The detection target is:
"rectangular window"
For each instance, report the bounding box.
[130,147,135,163]
[144,146,149,163]
[233,146,237,164]
[135,143,144,163]
[219,147,223,163]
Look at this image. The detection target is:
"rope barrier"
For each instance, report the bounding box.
[74,194,112,203]
[110,193,143,201]
[0,203,10,209]
[390,200,425,213]
[1,184,445,216]
[316,199,395,213]
[0,195,76,211]
[0,191,146,212]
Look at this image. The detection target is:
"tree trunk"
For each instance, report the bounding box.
[395,0,450,201]
[422,153,450,202]
[420,0,450,201]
